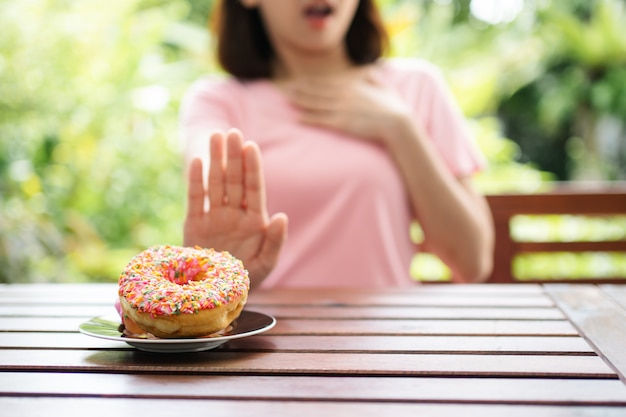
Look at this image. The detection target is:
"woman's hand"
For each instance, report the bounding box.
[285,71,411,145]
[183,129,288,287]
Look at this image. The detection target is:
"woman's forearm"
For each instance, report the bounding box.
[383,115,494,282]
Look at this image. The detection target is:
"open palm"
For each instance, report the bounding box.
[183,129,288,287]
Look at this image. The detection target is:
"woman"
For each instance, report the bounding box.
[181,0,494,288]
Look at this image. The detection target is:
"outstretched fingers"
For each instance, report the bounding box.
[208,129,249,210]
[242,140,267,218]
[225,130,245,209]
[208,131,226,209]
[186,158,205,219]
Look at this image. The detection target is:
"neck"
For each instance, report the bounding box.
[272,47,354,80]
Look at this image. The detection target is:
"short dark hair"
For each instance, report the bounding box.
[211,0,389,80]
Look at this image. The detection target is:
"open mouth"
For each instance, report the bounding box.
[303,2,334,20]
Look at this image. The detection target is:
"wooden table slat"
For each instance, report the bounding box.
[2,398,625,417]
[247,294,554,308]
[0,293,554,308]
[246,305,566,320]
[0,350,616,378]
[0,305,119,318]
[2,373,626,405]
[0,333,595,354]
[0,316,578,336]
[0,283,545,295]
[0,305,566,320]
[269,318,578,336]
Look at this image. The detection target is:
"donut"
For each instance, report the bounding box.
[118,245,249,338]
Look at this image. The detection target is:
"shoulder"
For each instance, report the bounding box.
[377,57,445,83]
[376,58,455,104]
[183,74,245,100]
[180,75,255,119]
[182,75,276,108]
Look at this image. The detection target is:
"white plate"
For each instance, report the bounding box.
[78,310,276,353]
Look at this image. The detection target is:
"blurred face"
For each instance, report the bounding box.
[243,0,360,56]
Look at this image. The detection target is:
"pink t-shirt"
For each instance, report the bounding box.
[180,58,485,288]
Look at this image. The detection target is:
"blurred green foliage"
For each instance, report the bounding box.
[0,0,211,282]
[498,0,626,180]
[0,0,624,283]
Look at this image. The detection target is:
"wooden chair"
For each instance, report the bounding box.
[485,183,626,283]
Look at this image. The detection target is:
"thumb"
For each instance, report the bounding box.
[266,212,288,247]
[259,212,288,271]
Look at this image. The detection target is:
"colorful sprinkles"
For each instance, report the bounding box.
[118,245,249,317]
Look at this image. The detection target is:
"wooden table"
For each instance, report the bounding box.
[2,283,626,416]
